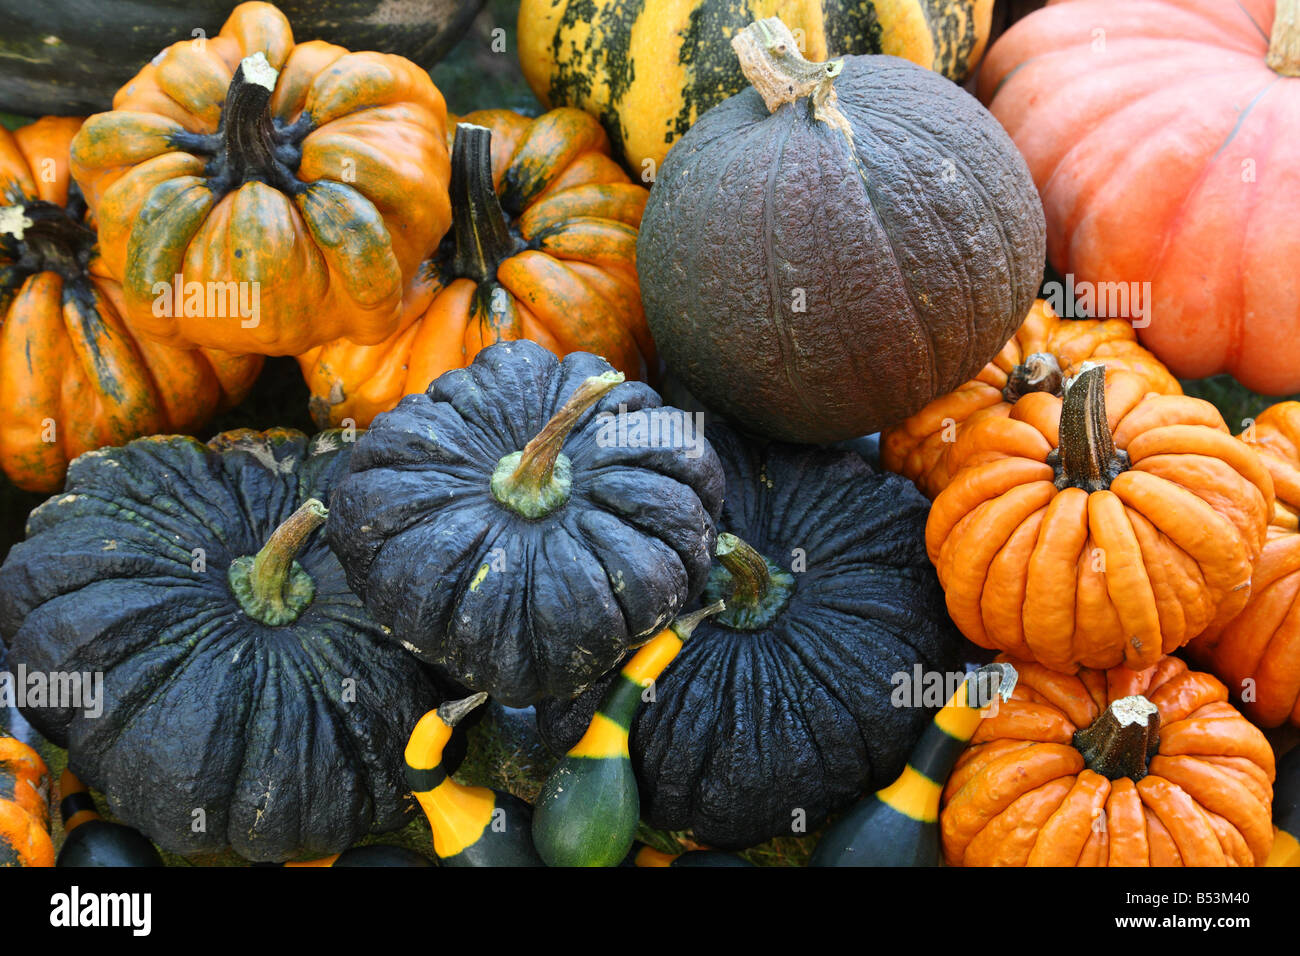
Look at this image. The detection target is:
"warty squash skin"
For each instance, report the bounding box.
[0,116,261,493]
[518,0,995,173]
[977,0,1300,394]
[0,427,446,862]
[926,365,1274,672]
[0,731,54,867]
[68,1,452,356]
[881,299,1181,500]
[637,18,1045,444]
[537,422,966,849]
[1189,401,1300,728]
[940,655,1277,866]
[327,340,725,707]
[298,109,653,429]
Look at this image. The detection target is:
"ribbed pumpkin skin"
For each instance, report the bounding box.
[298,107,653,429]
[0,117,262,493]
[68,1,452,356]
[0,0,485,116]
[0,428,444,862]
[0,733,54,867]
[881,299,1181,499]
[977,0,1300,394]
[941,656,1276,866]
[638,53,1045,444]
[327,341,725,708]
[518,0,995,172]
[926,380,1274,672]
[538,424,966,849]
[1188,402,1300,728]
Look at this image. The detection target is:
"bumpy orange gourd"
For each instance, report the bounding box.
[1188,401,1300,728]
[1,732,54,867]
[1,116,261,493]
[926,365,1273,672]
[977,0,1300,395]
[69,1,452,356]
[298,107,652,428]
[882,299,1181,499]
[941,655,1276,866]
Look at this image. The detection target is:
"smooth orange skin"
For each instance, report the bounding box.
[69,1,452,356]
[976,0,1300,394]
[927,384,1273,672]
[1189,401,1300,727]
[0,736,54,867]
[0,117,261,493]
[882,299,1180,499]
[941,655,1276,867]
[298,107,653,428]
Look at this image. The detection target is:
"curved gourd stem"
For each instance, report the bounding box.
[450,124,522,284]
[1002,352,1064,402]
[228,499,326,626]
[1050,364,1129,492]
[715,533,770,608]
[1073,695,1160,782]
[730,17,852,139]
[1269,0,1300,76]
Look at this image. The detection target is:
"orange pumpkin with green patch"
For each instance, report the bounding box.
[0,732,54,867]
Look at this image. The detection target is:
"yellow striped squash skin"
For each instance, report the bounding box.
[518,0,993,171]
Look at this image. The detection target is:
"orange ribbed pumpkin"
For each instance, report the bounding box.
[0,732,54,867]
[926,366,1273,672]
[977,0,1300,394]
[881,299,1180,499]
[1189,401,1300,727]
[941,655,1277,866]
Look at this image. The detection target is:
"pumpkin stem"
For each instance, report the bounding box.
[1002,352,1064,403]
[491,370,625,518]
[438,692,489,729]
[1048,364,1129,492]
[228,498,326,626]
[0,200,96,289]
[715,533,771,607]
[670,600,727,641]
[1269,0,1300,76]
[704,532,797,630]
[1073,695,1160,781]
[731,18,843,113]
[450,123,523,285]
[214,54,301,196]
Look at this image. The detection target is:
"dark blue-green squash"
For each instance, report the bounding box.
[537,423,966,849]
[327,340,726,707]
[0,428,444,862]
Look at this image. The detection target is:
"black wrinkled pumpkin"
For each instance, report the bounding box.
[328,339,725,708]
[537,423,966,849]
[637,17,1045,444]
[0,428,444,862]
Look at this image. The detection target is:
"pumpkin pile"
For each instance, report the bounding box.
[0,0,1296,874]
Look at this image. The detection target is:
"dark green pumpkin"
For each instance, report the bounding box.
[0,0,486,116]
[327,340,725,707]
[636,17,1045,445]
[537,423,966,849]
[0,428,445,862]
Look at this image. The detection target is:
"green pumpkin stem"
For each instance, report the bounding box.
[219,54,297,195]
[715,533,771,608]
[491,371,624,518]
[450,123,520,285]
[670,600,727,640]
[1049,364,1128,492]
[438,692,489,728]
[1002,352,1064,403]
[228,498,326,626]
[1073,695,1160,781]
[1269,0,1300,76]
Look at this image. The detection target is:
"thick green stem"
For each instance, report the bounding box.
[1269,0,1300,76]
[228,498,326,626]
[491,371,624,518]
[450,123,521,284]
[715,532,770,608]
[1049,364,1128,492]
[1073,695,1160,781]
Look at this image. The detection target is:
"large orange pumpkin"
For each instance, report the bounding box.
[1,117,261,493]
[298,108,652,428]
[941,655,1276,866]
[881,299,1180,499]
[977,0,1300,394]
[69,1,452,356]
[926,365,1273,672]
[1188,401,1300,728]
